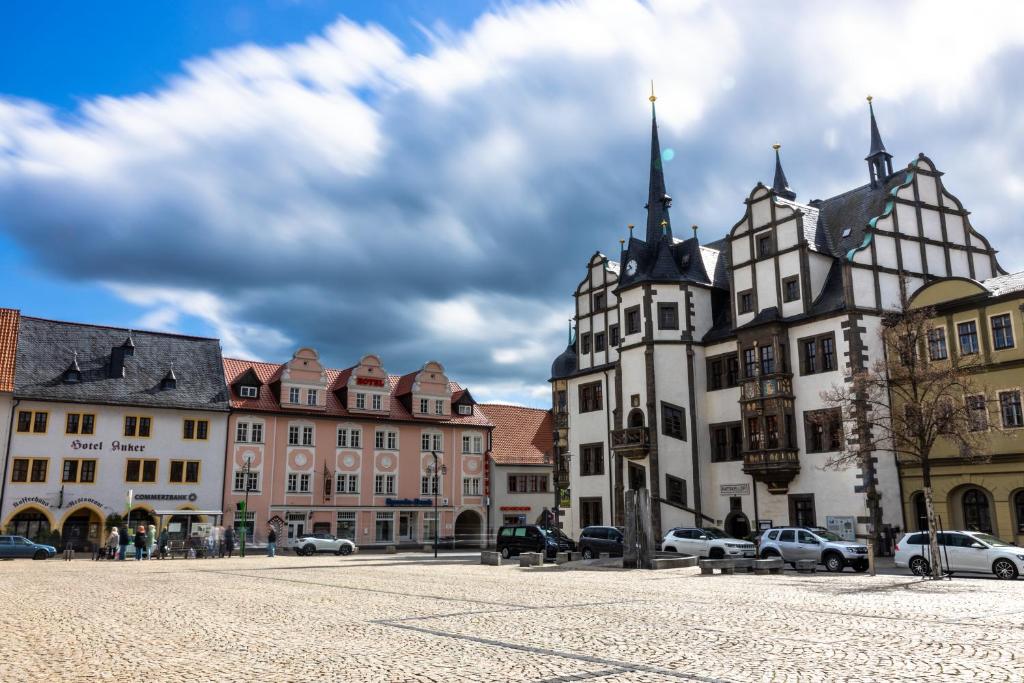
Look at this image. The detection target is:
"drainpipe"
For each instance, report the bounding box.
[218,410,230,534]
[604,368,614,526]
[0,399,21,526]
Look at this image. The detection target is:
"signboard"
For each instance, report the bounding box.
[826,516,857,541]
[355,377,385,387]
[500,506,531,512]
[719,483,750,496]
[384,498,432,507]
[192,523,211,538]
[71,440,147,453]
[168,523,182,533]
[758,519,773,531]
[135,493,198,502]
[559,487,570,508]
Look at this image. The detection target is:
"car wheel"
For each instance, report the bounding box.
[709,547,725,560]
[302,544,316,556]
[663,546,676,554]
[582,547,594,560]
[33,550,48,560]
[338,544,352,556]
[824,553,844,573]
[500,547,510,559]
[909,556,930,576]
[853,561,869,573]
[760,549,778,559]
[993,558,1019,580]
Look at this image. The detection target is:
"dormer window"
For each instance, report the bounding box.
[458,404,472,416]
[307,389,318,406]
[372,394,383,411]
[355,393,366,409]
[160,369,177,390]
[289,387,300,404]
[239,385,258,398]
[419,398,429,414]
[435,400,444,416]
[62,355,83,384]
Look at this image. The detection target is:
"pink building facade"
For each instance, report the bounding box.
[222,349,493,549]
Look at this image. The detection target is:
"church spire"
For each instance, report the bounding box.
[644,82,672,243]
[771,143,796,200]
[865,95,893,187]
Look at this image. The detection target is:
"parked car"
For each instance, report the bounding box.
[496,525,575,559]
[578,526,624,559]
[758,527,869,572]
[0,535,57,560]
[292,533,356,556]
[894,531,1024,580]
[660,527,756,559]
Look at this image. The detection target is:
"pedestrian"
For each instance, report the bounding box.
[158,528,169,560]
[119,526,129,561]
[63,540,75,561]
[134,525,147,561]
[146,524,157,560]
[267,526,276,558]
[106,527,120,561]
[224,526,235,558]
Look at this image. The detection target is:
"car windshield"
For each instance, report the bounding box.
[701,528,728,539]
[815,530,843,542]
[969,533,1011,547]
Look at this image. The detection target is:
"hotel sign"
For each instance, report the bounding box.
[70,440,146,453]
[356,377,386,387]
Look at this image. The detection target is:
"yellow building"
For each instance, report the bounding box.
[903,275,1024,545]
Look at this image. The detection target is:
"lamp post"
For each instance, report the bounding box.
[428,451,447,559]
[240,456,252,558]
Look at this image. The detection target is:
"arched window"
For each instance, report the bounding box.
[912,492,928,531]
[8,509,50,540]
[1014,490,1024,535]
[627,409,645,428]
[961,488,992,533]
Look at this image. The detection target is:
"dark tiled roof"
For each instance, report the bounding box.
[809,260,846,315]
[550,343,577,380]
[813,172,905,258]
[15,317,229,411]
[0,308,19,393]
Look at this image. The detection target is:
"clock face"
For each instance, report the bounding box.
[626,259,638,276]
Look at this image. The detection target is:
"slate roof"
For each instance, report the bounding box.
[223,357,493,426]
[480,403,552,466]
[0,308,19,393]
[14,317,229,411]
[812,172,905,258]
[550,343,577,380]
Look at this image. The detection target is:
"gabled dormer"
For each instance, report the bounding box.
[278,347,328,411]
[451,389,478,417]
[231,367,262,400]
[396,361,452,418]
[341,354,390,415]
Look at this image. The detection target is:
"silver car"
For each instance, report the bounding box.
[758,527,869,572]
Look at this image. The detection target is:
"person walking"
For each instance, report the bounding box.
[106,527,120,561]
[223,526,234,558]
[158,528,170,560]
[146,524,157,560]
[266,526,276,558]
[118,525,129,561]
[134,525,147,561]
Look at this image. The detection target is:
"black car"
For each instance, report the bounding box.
[578,526,624,559]
[496,525,575,559]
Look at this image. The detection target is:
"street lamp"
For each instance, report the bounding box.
[428,451,447,559]
[239,456,252,558]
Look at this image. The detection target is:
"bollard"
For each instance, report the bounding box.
[868,540,875,577]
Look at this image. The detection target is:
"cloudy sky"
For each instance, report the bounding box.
[2,0,1023,406]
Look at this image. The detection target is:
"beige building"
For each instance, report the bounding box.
[482,404,554,535]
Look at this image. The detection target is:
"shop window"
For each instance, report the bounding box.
[375,512,394,543]
[337,512,356,541]
[1014,491,1024,535]
[579,498,603,528]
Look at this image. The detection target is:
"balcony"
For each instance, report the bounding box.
[742,449,800,494]
[610,427,650,460]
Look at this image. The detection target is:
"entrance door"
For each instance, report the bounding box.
[62,515,90,551]
[399,512,417,542]
[288,521,305,544]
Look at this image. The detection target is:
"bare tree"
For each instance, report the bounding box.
[817,301,999,579]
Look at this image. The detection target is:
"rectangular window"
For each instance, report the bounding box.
[25,459,47,482]
[251,423,264,443]
[788,494,816,528]
[233,511,255,544]
[66,413,80,435]
[32,412,48,433]
[337,512,356,541]
[804,409,842,453]
[711,427,728,462]
[302,426,314,446]
[798,334,837,375]
[169,460,201,484]
[239,385,258,398]
[337,427,349,448]
[657,302,679,330]
[288,425,300,446]
[967,395,988,432]
[743,348,757,378]
[349,428,361,448]
[298,473,311,493]
[372,394,383,411]
[462,477,481,496]
[958,321,979,355]
[802,339,817,374]
[289,387,301,403]
[356,393,366,409]
[16,411,31,433]
[747,417,760,450]
[783,276,800,302]
[62,459,79,483]
[457,404,472,416]
[334,473,357,494]
[928,328,948,361]
[234,470,260,492]
[593,292,606,311]
[421,433,431,452]
[79,459,96,483]
[661,402,686,441]
[726,356,739,386]
[759,345,775,375]
[578,381,603,413]
[580,332,592,354]
[757,233,772,258]
[738,290,754,314]
[579,498,603,528]
[594,332,606,352]
[123,416,151,437]
[580,443,604,476]
[65,413,96,435]
[765,415,779,449]
[307,389,318,406]
[374,474,395,495]
[821,337,835,371]
[609,324,620,348]
[420,398,429,414]
[999,391,1023,428]
[666,475,686,506]
[435,400,444,415]
[183,419,210,440]
[507,474,551,493]
[708,359,723,390]
[387,431,398,449]
[11,458,29,482]
[375,430,385,449]
[730,425,743,460]
[421,475,438,496]
[991,314,1015,350]
[125,459,157,483]
[236,422,249,443]
[375,512,394,543]
[287,473,298,492]
[625,306,641,335]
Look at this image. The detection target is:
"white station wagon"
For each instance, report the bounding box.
[894,530,1024,580]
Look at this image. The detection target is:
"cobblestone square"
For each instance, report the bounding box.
[1,553,1021,682]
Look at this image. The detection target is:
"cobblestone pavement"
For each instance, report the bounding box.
[1,553,1022,682]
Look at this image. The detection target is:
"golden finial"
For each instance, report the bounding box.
[660,218,668,228]
[772,143,781,151]
[619,239,625,247]
[649,80,656,103]
[628,224,634,233]
[692,224,698,236]
[866,95,873,103]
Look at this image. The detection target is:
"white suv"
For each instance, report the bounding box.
[293,534,356,556]
[660,527,756,559]
[894,530,1024,580]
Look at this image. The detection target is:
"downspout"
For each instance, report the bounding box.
[604,368,614,525]
[218,409,230,530]
[0,399,21,524]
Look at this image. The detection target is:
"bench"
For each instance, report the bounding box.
[731,558,755,572]
[796,559,817,573]
[698,558,737,575]
[554,551,571,564]
[651,556,697,570]
[519,552,543,567]
[754,557,785,575]
[480,551,502,566]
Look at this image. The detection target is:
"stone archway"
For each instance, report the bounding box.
[724,511,751,539]
[454,509,483,548]
[5,506,53,542]
[61,505,104,552]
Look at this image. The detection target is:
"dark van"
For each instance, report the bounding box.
[578,526,624,559]
[496,525,575,559]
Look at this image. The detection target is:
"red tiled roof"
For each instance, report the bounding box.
[0,308,20,393]
[480,403,552,466]
[222,357,492,426]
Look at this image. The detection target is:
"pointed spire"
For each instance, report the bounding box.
[771,144,796,200]
[865,95,894,187]
[644,82,672,243]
